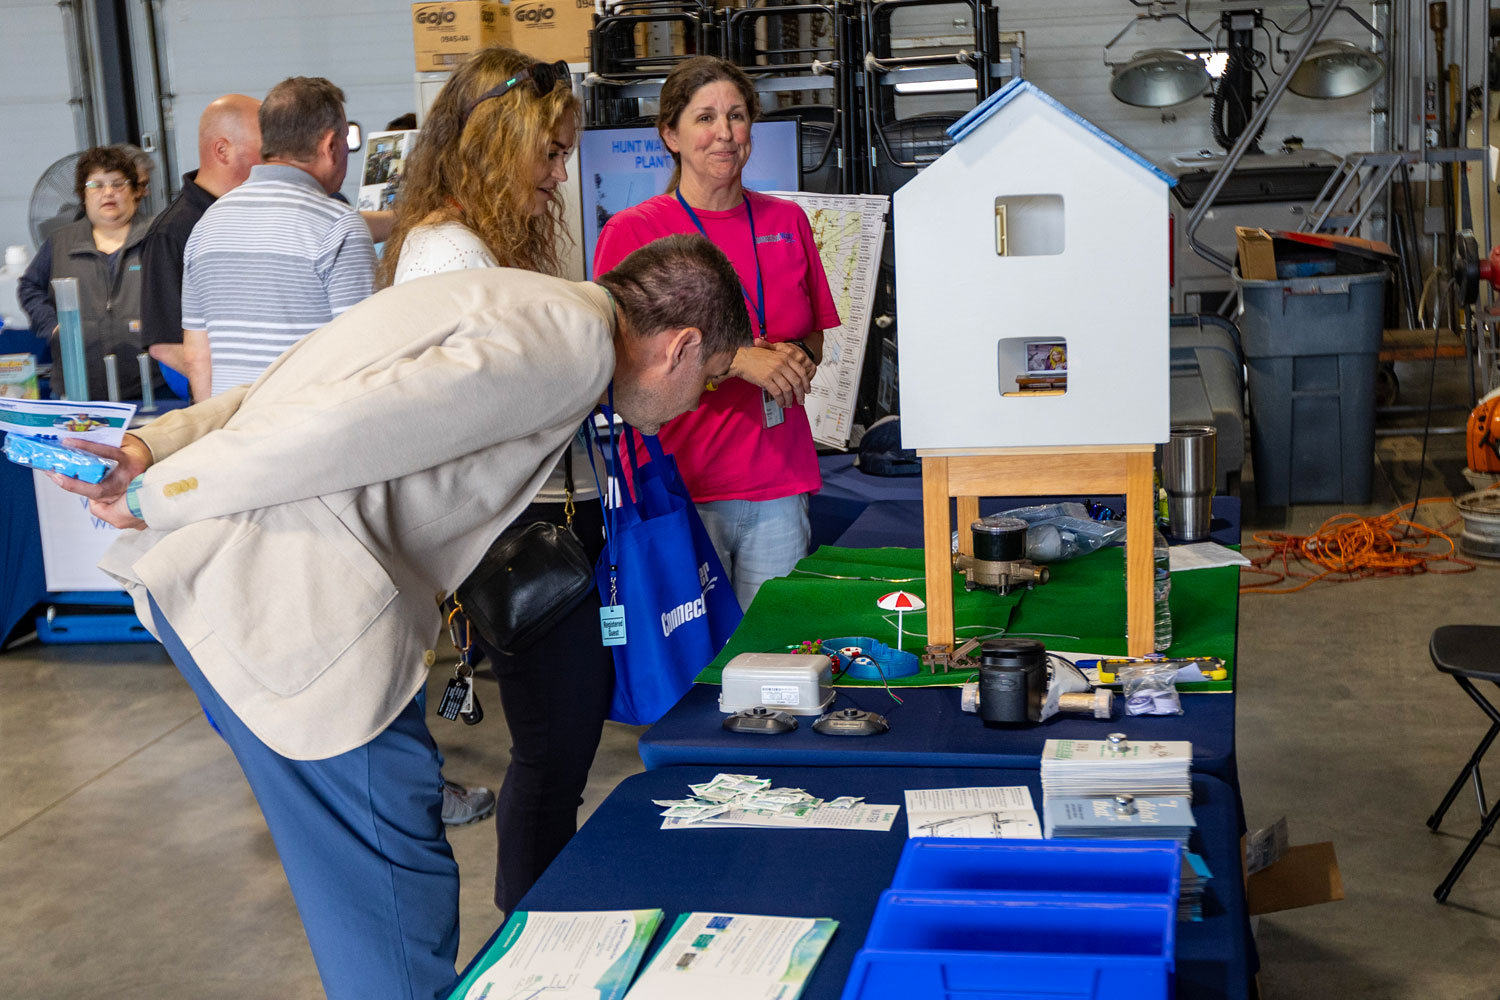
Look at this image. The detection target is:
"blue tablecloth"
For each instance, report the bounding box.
[480,765,1249,1000]
[810,455,925,549]
[0,456,46,643]
[638,683,1236,784]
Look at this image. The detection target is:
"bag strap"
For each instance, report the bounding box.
[563,434,575,528]
[639,430,669,466]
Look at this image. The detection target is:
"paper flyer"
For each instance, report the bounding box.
[904,786,1042,839]
[0,397,135,447]
[449,909,662,1000]
[624,912,837,1000]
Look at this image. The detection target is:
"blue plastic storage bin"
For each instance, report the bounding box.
[841,890,1176,1000]
[891,837,1181,899]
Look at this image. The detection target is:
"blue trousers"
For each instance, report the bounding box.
[150,596,460,1000]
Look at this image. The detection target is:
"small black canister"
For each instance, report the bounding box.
[978,638,1046,725]
[972,517,1028,563]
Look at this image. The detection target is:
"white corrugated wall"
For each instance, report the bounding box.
[1,1,85,256]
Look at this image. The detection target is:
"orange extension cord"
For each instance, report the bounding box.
[1239,498,1479,594]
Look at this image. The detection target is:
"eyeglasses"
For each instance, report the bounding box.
[84,179,133,193]
[462,61,571,124]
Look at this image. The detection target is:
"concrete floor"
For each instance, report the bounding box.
[3,404,1499,997]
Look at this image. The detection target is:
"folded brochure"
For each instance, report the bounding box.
[449,909,662,1000]
[625,912,837,1000]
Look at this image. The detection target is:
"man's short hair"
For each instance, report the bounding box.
[597,235,753,361]
[260,77,346,161]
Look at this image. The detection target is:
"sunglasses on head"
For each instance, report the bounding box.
[463,60,571,123]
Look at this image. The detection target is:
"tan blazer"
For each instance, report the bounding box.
[100,268,616,760]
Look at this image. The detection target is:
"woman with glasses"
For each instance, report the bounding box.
[593,57,840,610]
[379,45,608,913]
[19,145,160,400]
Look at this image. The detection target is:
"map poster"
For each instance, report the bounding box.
[767,192,889,449]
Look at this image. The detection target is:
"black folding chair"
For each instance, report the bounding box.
[1427,625,1500,902]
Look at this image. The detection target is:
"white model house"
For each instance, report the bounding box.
[896,78,1175,451]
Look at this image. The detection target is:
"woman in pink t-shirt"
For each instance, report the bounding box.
[593,57,841,609]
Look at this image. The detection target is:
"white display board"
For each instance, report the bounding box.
[31,471,121,592]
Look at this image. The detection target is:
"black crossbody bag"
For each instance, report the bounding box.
[453,441,595,654]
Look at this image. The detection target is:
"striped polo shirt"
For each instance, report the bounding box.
[182,164,374,396]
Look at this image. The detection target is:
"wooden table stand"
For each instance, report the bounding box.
[920,445,1157,659]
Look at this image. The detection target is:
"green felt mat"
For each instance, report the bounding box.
[1005,545,1238,693]
[697,544,1240,693]
[699,546,1022,688]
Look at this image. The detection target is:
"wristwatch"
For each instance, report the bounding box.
[789,340,816,364]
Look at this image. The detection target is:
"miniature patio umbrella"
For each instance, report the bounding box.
[877,590,925,652]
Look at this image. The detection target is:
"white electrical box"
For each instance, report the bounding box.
[719,654,835,716]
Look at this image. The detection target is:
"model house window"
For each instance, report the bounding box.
[997,337,1068,396]
[994,195,1065,256]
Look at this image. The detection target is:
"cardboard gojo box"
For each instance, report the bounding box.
[412,1,512,72]
[506,0,593,64]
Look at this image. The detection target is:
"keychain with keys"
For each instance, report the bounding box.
[440,605,484,725]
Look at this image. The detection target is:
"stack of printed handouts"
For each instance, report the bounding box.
[1039,738,1193,800]
[1040,738,1194,844]
[1041,794,1197,842]
[657,773,900,832]
[1179,852,1213,922]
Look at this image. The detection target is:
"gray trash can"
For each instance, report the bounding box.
[1235,270,1386,505]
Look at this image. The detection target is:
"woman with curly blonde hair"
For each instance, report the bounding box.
[378,45,578,285]
[380,46,616,915]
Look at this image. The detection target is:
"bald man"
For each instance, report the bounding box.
[142,94,263,389]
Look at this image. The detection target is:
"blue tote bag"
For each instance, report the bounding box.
[589,407,742,726]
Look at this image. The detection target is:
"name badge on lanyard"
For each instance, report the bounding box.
[676,190,782,426]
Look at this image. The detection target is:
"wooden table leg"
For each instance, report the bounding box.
[956,495,980,557]
[1124,451,1155,657]
[922,456,954,652]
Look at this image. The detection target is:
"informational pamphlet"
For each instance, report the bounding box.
[624,913,838,1000]
[0,397,135,447]
[448,909,662,1000]
[903,786,1041,839]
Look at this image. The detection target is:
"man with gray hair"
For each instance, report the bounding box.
[179,76,374,401]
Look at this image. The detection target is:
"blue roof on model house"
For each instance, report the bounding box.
[947,78,1177,188]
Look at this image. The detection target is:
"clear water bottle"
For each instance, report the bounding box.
[1123,526,1173,652]
[1152,527,1173,651]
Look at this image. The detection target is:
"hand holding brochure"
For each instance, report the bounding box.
[0,397,136,482]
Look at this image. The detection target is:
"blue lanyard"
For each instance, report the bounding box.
[675,189,766,339]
